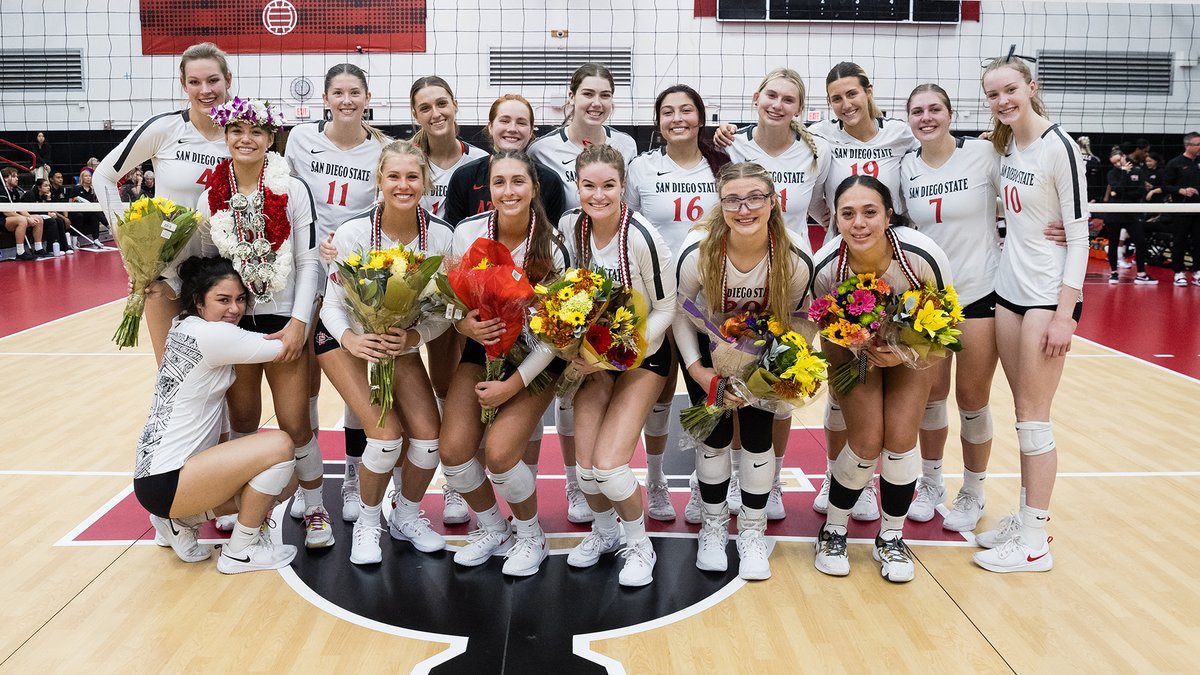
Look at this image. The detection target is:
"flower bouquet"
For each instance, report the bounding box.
[559,284,648,398]
[435,237,539,424]
[677,303,774,443]
[884,284,964,368]
[741,326,829,415]
[529,267,621,398]
[111,196,203,348]
[807,272,892,394]
[333,244,443,426]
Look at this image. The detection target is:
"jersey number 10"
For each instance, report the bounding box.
[1003,185,1023,214]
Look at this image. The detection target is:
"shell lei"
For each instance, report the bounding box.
[209,152,293,305]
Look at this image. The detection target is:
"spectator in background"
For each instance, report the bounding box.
[1104,144,1155,284]
[28,132,53,180]
[2,167,49,260]
[70,169,108,242]
[1143,152,1167,231]
[1078,136,1105,203]
[119,167,145,202]
[1165,132,1200,286]
[80,157,99,177]
[25,178,73,255]
[49,171,70,202]
[142,170,156,198]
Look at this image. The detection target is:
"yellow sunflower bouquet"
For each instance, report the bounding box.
[884,284,964,368]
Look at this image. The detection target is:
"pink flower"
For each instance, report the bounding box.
[846,289,876,316]
[808,296,833,320]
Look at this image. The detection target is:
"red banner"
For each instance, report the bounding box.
[140,0,426,54]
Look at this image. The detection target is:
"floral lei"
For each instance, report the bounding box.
[207,151,292,304]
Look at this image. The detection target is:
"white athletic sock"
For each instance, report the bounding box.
[880,512,906,539]
[1018,504,1049,546]
[33,242,44,251]
[620,513,648,544]
[730,447,743,476]
[826,457,836,475]
[826,505,851,531]
[477,504,505,531]
[227,522,259,553]
[564,464,578,486]
[393,466,404,492]
[702,500,726,518]
[741,505,766,522]
[359,501,382,524]
[395,495,420,522]
[1020,486,1028,510]
[961,469,987,497]
[15,244,26,254]
[301,486,324,511]
[774,456,785,483]
[922,458,944,484]
[646,453,665,485]
[595,508,619,533]
[512,514,541,538]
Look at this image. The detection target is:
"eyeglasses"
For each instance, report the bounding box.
[720,193,772,212]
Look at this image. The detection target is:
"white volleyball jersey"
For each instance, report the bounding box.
[527,126,639,211]
[94,109,229,217]
[812,226,954,301]
[422,140,488,217]
[135,316,282,478]
[322,206,455,347]
[284,121,384,241]
[900,137,1001,306]
[994,124,1090,306]
[674,228,814,368]
[625,147,719,253]
[810,117,917,225]
[726,124,832,245]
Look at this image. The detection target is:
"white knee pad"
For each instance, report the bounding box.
[643,402,671,437]
[921,399,949,431]
[294,437,325,482]
[880,447,921,485]
[361,438,403,474]
[824,398,846,432]
[831,445,875,490]
[443,458,486,494]
[739,450,775,495]
[308,395,320,430]
[959,406,994,445]
[694,444,731,486]
[577,466,601,495]
[490,462,537,505]
[406,438,441,470]
[248,459,295,495]
[343,404,361,430]
[1016,420,1055,456]
[593,464,639,503]
[554,398,575,437]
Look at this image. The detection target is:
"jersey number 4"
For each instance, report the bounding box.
[196,168,215,187]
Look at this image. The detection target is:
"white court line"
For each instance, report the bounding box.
[1066,353,1121,358]
[0,352,151,357]
[0,470,130,477]
[0,298,124,343]
[55,484,138,547]
[1074,335,1200,385]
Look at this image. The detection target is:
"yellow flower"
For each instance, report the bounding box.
[856,274,878,291]
[530,316,545,333]
[561,310,585,326]
[912,301,950,336]
[534,284,549,295]
[566,269,584,282]
[473,257,492,270]
[346,253,362,267]
[364,253,387,269]
[358,278,367,285]
[767,318,785,337]
[949,303,964,323]
[557,287,573,302]
[780,331,805,348]
[151,196,176,215]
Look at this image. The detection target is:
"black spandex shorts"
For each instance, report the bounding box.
[312,319,341,355]
[962,292,998,320]
[995,295,1083,322]
[635,338,673,377]
[238,312,291,335]
[460,338,566,378]
[134,468,181,519]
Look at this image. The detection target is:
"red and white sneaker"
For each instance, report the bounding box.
[973,535,1053,573]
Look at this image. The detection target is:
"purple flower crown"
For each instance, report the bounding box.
[209,96,285,131]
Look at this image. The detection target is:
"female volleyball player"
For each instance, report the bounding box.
[286,63,388,525]
[971,55,1088,573]
[408,76,488,218]
[196,99,326,548]
[320,140,454,565]
[559,144,676,587]
[898,84,1002,533]
[438,150,568,577]
[135,255,298,574]
[811,175,952,583]
[95,43,233,363]
[675,162,813,581]
[625,85,728,524]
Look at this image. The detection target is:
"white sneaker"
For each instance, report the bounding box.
[812,471,832,514]
[765,480,786,520]
[303,506,336,548]
[149,515,210,563]
[1193,271,1200,286]
[1175,273,1189,287]
[851,480,880,521]
[976,512,1022,549]
[454,525,514,566]
[214,514,238,532]
[683,474,704,524]
[217,531,297,574]
[726,472,742,514]
[873,533,915,582]
[942,490,986,532]
[341,473,361,523]
[736,525,771,581]
[907,477,945,523]
[502,531,549,577]
[567,525,621,568]
[617,537,657,587]
[566,481,594,524]
[1118,258,1133,269]
[695,513,730,572]
[646,480,676,521]
[388,509,446,553]
[1134,273,1159,285]
[814,526,850,576]
[973,535,1053,573]
[288,487,305,519]
[349,517,383,565]
[442,485,470,525]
